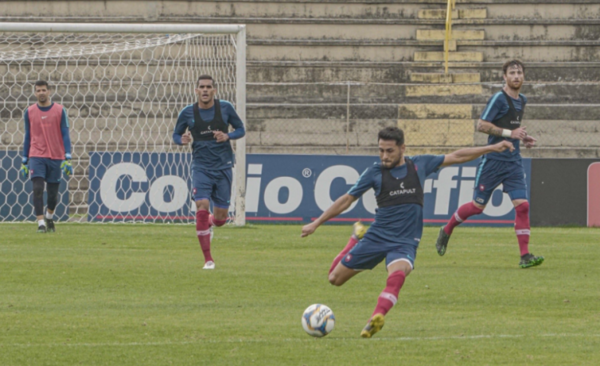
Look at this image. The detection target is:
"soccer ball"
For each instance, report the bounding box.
[301,304,335,337]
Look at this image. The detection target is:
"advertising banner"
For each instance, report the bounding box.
[0,151,69,221]
[89,152,530,226]
[530,159,600,227]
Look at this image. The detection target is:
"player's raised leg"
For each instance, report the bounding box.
[361,251,412,338]
[329,222,366,274]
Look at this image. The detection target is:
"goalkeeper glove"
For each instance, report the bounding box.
[20,157,29,178]
[61,159,73,177]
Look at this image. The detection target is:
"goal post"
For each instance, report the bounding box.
[0,22,247,225]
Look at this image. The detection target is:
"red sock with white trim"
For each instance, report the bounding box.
[329,235,359,275]
[515,202,531,256]
[444,202,484,235]
[196,210,212,263]
[372,270,406,317]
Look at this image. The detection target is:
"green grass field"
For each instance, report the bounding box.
[1,224,599,365]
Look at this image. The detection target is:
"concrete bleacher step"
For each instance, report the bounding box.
[247,61,600,83]
[416,29,485,41]
[419,8,487,19]
[409,73,481,83]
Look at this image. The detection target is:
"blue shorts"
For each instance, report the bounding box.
[473,157,527,205]
[29,157,62,183]
[341,238,417,271]
[192,168,232,209]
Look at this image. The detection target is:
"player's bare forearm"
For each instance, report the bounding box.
[441,141,514,167]
[314,194,356,226]
[301,194,357,237]
[477,120,504,137]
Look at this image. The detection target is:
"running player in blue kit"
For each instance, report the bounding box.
[436,60,544,269]
[301,127,514,338]
[173,75,245,270]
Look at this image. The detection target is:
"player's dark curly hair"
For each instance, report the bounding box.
[197,75,216,87]
[34,80,49,88]
[378,127,404,146]
[502,60,525,75]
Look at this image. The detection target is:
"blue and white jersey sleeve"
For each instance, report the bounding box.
[480,92,505,122]
[60,107,72,158]
[411,155,445,184]
[172,105,193,145]
[220,100,245,140]
[347,166,376,198]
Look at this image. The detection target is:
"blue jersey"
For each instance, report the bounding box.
[173,100,245,170]
[348,155,445,246]
[480,91,527,162]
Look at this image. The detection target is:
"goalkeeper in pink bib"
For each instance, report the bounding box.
[20,80,73,233]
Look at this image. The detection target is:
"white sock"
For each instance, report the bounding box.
[38,219,45,227]
[45,211,53,220]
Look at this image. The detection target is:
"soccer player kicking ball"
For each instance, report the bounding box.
[173,75,245,270]
[20,80,72,233]
[301,127,513,338]
[435,60,544,269]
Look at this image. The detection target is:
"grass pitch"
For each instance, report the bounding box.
[1,224,599,365]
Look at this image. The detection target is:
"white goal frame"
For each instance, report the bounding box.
[0,22,247,226]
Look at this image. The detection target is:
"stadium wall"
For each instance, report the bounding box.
[530,159,600,227]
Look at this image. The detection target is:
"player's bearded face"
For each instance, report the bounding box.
[34,87,49,103]
[196,80,216,104]
[504,66,524,90]
[378,140,404,168]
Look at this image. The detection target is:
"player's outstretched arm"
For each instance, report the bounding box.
[301,194,358,237]
[441,141,514,167]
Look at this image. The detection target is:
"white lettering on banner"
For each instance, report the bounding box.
[458,167,477,207]
[430,166,514,217]
[100,163,189,213]
[148,175,189,212]
[264,177,303,214]
[246,164,263,213]
[100,163,147,212]
[433,167,459,215]
[314,165,360,214]
[362,189,377,214]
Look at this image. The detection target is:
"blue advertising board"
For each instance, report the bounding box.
[88,152,194,222]
[89,152,530,226]
[0,151,69,221]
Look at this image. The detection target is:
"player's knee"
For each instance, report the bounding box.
[328,273,344,287]
[515,201,529,214]
[213,218,227,227]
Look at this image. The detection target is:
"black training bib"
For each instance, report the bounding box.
[494,90,526,131]
[376,159,424,208]
[190,99,229,141]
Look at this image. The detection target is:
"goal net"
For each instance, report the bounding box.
[0,23,247,225]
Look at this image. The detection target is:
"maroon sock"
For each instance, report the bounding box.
[444,202,484,235]
[196,210,212,262]
[372,270,406,317]
[515,202,531,256]
[329,235,359,275]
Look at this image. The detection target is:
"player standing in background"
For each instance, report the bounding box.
[436,60,544,269]
[173,75,245,270]
[301,127,514,338]
[20,80,73,233]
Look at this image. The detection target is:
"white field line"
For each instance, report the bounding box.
[2,333,600,347]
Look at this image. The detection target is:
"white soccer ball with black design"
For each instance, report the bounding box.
[301,304,335,337]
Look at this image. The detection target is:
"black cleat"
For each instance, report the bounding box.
[519,253,544,268]
[37,225,47,233]
[436,227,451,256]
[45,219,55,233]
